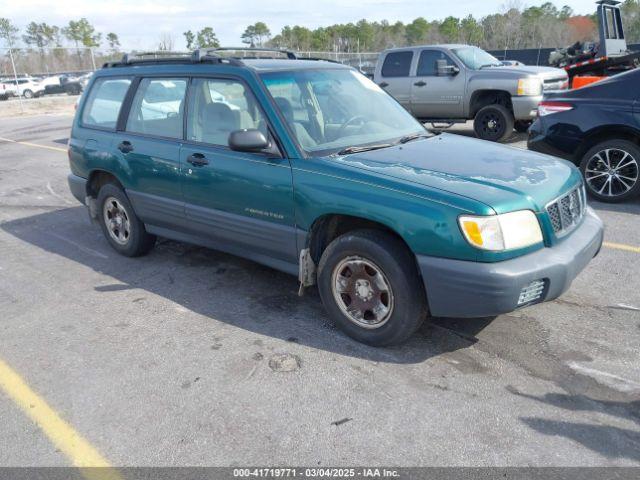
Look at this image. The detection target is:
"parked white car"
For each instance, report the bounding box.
[0,81,17,100]
[14,77,45,98]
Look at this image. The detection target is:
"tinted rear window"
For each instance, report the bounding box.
[82,77,132,129]
[381,51,413,77]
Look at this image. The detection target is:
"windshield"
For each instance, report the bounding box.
[260,69,425,156]
[452,47,502,70]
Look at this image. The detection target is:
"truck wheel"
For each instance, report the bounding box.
[474,104,514,142]
[317,230,427,346]
[23,89,33,99]
[97,183,156,256]
[580,140,640,203]
[514,120,532,133]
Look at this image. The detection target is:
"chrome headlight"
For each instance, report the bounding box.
[517,77,542,96]
[459,210,543,251]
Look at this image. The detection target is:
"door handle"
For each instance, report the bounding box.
[378,82,389,88]
[413,81,427,87]
[186,153,209,166]
[117,141,133,153]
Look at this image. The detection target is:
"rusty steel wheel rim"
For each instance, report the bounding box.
[331,256,394,329]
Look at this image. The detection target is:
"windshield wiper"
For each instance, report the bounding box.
[478,63,499,69]
[336,143,394,155]
[398,132,431,144]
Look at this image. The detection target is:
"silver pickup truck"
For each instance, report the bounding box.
[373,44,569,142]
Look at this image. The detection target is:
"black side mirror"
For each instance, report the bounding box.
[228,129,270,153]
[437,59,460,76]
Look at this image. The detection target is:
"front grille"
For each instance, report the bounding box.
[543,77,569,91]
[546,185,586,237]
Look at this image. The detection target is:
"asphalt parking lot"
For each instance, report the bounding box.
[0,113,639,468]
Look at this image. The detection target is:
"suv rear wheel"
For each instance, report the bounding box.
[317,230,427,346]
[580,139,640,203]
[97,183,156,256]
[473,104,514,142]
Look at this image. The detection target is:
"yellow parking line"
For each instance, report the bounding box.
[0,358,121,479]
[603,241,640,254]
[0,135,67,153]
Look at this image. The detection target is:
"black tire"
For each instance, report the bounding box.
[317,230,427,346]
[514,120,532,133]
[473,104,515,142]
[96,183,156,256]
[580,139,640,203]
[23,89,33,99]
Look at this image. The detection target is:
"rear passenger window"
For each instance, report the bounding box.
[381,51,413,77]
[186,78,267,147]
[82,78,131,129]
[126,78,187,139]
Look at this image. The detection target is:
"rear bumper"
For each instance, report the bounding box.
[67,173,87,204]
[511,95,542,120]
[417,208,604,318]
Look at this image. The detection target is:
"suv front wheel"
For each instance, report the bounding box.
[317,230,427,346]
[97,183,156,256]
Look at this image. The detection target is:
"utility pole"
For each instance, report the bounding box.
[8,47,24,113]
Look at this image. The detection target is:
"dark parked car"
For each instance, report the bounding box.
[44,75,84,96]
[528,68,640,203]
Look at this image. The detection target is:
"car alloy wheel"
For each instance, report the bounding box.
[585,148,639,198]
[103,196,131,245]
[331,255,394,329]
[23,89,33,99]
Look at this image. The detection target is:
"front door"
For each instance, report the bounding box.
[114,77,188,229]
[180,77,297,268]
[411,49,466,119]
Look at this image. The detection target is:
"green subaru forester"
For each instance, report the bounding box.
[67,48,604,346]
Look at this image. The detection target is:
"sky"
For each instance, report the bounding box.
[2,0,600,51]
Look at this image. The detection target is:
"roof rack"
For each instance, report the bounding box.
[102,47,340,69]
[103,49,245,68]
[208,47,297,59]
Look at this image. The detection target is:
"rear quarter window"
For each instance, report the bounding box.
[381,51,413,77]
[81,77,132,130]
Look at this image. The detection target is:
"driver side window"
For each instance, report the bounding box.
[416,50,456,76]
[186,78,268,147]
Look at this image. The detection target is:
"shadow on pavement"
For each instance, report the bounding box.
[521,417,640,462]
[1,206,495,365]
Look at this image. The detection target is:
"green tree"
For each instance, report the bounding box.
[196,27,220,48]
[184,30,195,50]
[0,17,19,48]
[106,32,120,52]
[23,22,57,51]
[460,15,483,45]
[241,22,271,47]
[63,18,101,48]
[439,16,461,43]
[405,17,429,45]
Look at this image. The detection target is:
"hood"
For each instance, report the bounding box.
[494,65,568,81]
[330,133,582,214]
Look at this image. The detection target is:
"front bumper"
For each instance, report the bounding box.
[417,208,604,318]
[511,95,542,121]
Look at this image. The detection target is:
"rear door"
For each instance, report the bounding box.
[180,76,297,268]
[411,49,465,119]
[114,76,188,229]
[377,51,414,111]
